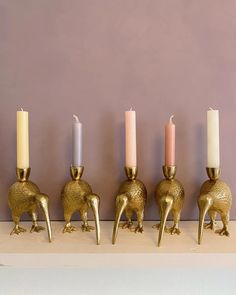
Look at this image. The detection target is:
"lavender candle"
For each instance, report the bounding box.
[72,115,82,167]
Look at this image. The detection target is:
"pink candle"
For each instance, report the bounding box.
[125,108,137,167]
[165,115,175,166]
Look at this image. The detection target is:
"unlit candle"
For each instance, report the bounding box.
[165,115,175,166]
[125,108,137,167]
[72,115,82,167]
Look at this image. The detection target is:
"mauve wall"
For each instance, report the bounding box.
[0,0,235,221]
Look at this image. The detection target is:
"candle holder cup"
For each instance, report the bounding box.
[197,167,232,244]
[112,166,147,244]
[153,165,185,247]
[8,167,52,242]
[61,166,101,245]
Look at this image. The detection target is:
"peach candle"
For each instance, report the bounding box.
[207,108,220,168]
[125,108,137,167]
[16,108,29,168]
[165,115,175,166]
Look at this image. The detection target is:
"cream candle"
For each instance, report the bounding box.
[165,115,175,166]
[72,115,82,167]
[125,108,137,167]
[207,108,220,168]
[16,108,29,168]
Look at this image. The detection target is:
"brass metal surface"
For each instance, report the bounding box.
[206,167,220,181]
[162,165,176,180]
[61,166,101,245]
[153,165,184,247]
[112,166,147,244]
[198,167,232,244]
[8,168,52,242]
[70,166,84,180]
[16,167,31,182]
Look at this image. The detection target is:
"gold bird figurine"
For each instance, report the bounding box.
[153,166,184,247]
[8,168,52,242]
[112,167,147,244]
[198,167,232,244]
[61,166,100,245]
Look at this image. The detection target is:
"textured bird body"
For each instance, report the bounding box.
[61,178,101,244]
[154,178,184,246]
[8,181,40,216]
[118,179,147,212]
[62,179,92,213]
[156,179,184,212]
[198,179,232,244]
[199,180,232,214]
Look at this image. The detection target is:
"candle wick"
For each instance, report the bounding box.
[169,115,174,123]
[73,114,80,123]
[20,108,24,112]
[130,107,133,111]
[209,107,214,110]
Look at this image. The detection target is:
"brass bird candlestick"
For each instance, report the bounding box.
[112,166,147,244]
[61,166,101,245]
[8,168,52,242]
[153,165,184,247]
[198,167,232,244]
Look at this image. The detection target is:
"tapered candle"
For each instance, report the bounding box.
[125,108,137,167]
[72,115,82,167]
[165,115,175,166]
[207,108,220,168]
[17,108,29,168]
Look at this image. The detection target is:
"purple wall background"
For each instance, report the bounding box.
[0,0,235,221]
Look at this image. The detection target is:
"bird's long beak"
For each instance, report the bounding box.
[198,194,213,245]
[158,195,173,247]
[86,194,101,245]
[37,194,52,243]
[112,194,128,245]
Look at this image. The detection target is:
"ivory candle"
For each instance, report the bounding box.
[165,115,175,166]
[17,108,29,168]
[207,108,220,168]
[125,108,137,167]
[72,115,82,167]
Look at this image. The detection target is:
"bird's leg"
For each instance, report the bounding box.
[152,210,168,232]
[215,212,230,236]
[167,210,181,235]
[80,209,94,232]
[63,210,76,233]
[29,211,45,233]
[119,208,134,230]
[10,215,26,235]
[204,210,217,230]
[134,210,144,233]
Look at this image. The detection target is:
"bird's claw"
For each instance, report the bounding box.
[215,227,230,237]
[134,225,143,233]
[204,221,216,230]
[10,225,27,235]
[81,224,95,232]
[63,223,77,233]
[167,226,181,235]
[30,224,45,233]
[152,223,168,232]
[119,222,134,230]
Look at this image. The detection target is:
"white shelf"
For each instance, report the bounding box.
[0,221,235,267]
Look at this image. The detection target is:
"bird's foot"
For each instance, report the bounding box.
[134,225,144,233]
[119,221,134,230]
[63,223,77,233]
[204,221,216,231]
[81,224,95,232]
[215,227,230,237]
[10,225,27,235]
[152,223,168,232]
[167,225,181,235]
[30,224,45,233]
